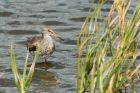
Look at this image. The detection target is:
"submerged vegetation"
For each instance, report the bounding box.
[77,0,140,93]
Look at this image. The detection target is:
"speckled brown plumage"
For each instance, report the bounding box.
[26,27,59,63]
[27,36,42,52]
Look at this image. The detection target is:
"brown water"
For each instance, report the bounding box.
[0,0,139,93]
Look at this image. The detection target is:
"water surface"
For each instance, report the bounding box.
[0,0,139,93]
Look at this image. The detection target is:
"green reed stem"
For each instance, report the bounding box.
[10,44,39,93]
[77,0,140,93]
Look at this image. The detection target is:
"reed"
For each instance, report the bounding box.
[10,44,39,93]
[77,0,140,93]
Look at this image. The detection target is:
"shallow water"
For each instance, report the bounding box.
[0,0,139,93]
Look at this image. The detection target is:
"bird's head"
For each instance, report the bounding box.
[42,27,64,41]
[43,27,58,37]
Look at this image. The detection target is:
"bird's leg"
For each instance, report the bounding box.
[45,58,47,64]
[44,58,48,69]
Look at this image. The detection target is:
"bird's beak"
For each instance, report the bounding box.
[53,31,64,41]
[58,36,64,41]
[55,34,64,41]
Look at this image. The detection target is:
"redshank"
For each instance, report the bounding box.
[27,27,63,64]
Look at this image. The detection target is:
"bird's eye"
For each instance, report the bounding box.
[48,30,51,32]
[49,30,54,34]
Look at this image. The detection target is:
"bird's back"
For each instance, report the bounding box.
[27,34,55,59]
[27,36,42,52]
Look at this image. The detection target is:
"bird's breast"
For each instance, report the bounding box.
[41,36,55,52]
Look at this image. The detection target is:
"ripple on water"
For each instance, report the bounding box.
[7,21,21,25]
[0,45,10,49]
[57,3,66,6]
[82,7,93,12]
[16,41,27,45]
[42,10,58,13]
[0,78,14,87]
[69,16,86,22]
[63,39,76,45]
[56,27,80,32]
[0,11,14,17]
[42,21,68,26]
[28,14,46,18]
[93,0,114,4]
[7,30,39,35]
[70,16,104,22]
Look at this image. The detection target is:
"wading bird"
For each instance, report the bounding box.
[27,27,63,64]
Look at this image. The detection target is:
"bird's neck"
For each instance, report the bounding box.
[43,34,54,45]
